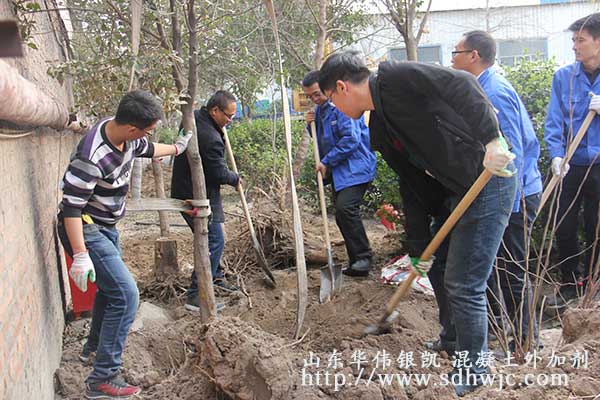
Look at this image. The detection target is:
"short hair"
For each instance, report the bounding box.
[569,13,600,39]
[463,30,496,65]
[318,51,371,93]
[206,90,236,110]
[302,70,320,87]
[114,90,164,129]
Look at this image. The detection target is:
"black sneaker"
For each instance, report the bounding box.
[85,374,141,399]
[342,259,370,277]
[425,339,456,354]
[184,296,225,313]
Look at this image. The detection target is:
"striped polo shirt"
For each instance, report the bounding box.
[59,117,155,225]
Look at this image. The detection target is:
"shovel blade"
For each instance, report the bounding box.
[319,265,333,303]
[332,264,343,294]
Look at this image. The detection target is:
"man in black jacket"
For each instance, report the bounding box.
[171,90,240,312]
[319,51,517,396]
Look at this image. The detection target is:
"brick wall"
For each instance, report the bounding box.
[0,1,79,399]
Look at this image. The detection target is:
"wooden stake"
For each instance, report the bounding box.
[263,0,308,339]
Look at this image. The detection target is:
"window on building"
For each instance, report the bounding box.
[388,45,441,63]
[497,38,548,66]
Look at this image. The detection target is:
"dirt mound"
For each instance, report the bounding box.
[200,317,295,399]
[562,304,600,344]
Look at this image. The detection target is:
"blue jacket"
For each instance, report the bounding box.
[545,62,600,167]
[478,67,542,212]
[313,101,376,191]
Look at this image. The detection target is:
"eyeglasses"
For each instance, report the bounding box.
[324,89,336,103]
[219,107,235,120]
[306,90,323,101]
[451,49,474,57]
[134,125,154,136]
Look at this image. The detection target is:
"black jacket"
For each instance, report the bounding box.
[369,61,500,195]
[171,107,239,223]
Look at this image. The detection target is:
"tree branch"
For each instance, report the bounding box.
[415,0,433,44]
[105,0,162,43]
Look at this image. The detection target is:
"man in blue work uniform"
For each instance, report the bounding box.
[302,70,377,276]
[452,30,543,349]
[544,13,600,306]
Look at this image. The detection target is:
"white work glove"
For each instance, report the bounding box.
[589,94,600,113]
[483,136,516,177]
[174,130,193,155]
[70,252,96,292]
[551,156,570,177]
[410,256,433,277]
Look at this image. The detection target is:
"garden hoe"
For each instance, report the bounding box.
[223,127,276,288]
[310,122,343,303]
[364,169,493,336]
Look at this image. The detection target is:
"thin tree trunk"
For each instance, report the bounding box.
[151,156,170,235]
[289,0,329,198]
[158,0,216,320]
[313,0,328,69]
[129,0,144,200]
[405,37,418,61]
[184,0,216,321]
[152,156,169,234]
[131,159,143,199]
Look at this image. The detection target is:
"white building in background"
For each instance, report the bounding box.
[357,0,598,68]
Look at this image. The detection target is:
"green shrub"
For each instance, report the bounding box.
[226,118,305,190]
[503,57,557,178]
[503,57,557,245]
[363,153,402,212]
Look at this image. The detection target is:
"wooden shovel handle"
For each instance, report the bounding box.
[384,169,493,315]
[310,122,332,251]
[538,110,596,212]
[222,128,255,235]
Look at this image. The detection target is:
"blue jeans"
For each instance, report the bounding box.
[186,220,225,300]
[445,172,516,375]
[80,224,139,382]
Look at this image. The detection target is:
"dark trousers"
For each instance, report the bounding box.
[487,193,540,342]
[427,215,455,345]
[332,183,372,264]
[181,213,225,300]
[556,164,600,284]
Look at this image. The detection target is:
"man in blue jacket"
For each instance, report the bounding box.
[544,13,600,306]
[302,70,377,276]
[452,30,543,348]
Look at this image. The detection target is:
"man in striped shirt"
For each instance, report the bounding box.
[57,90,191,399]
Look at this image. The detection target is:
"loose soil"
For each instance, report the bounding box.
[54,166,600,400]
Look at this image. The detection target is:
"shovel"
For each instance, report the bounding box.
[364,169,493,336]
[310,121,342,303]
[223,127,276,287]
